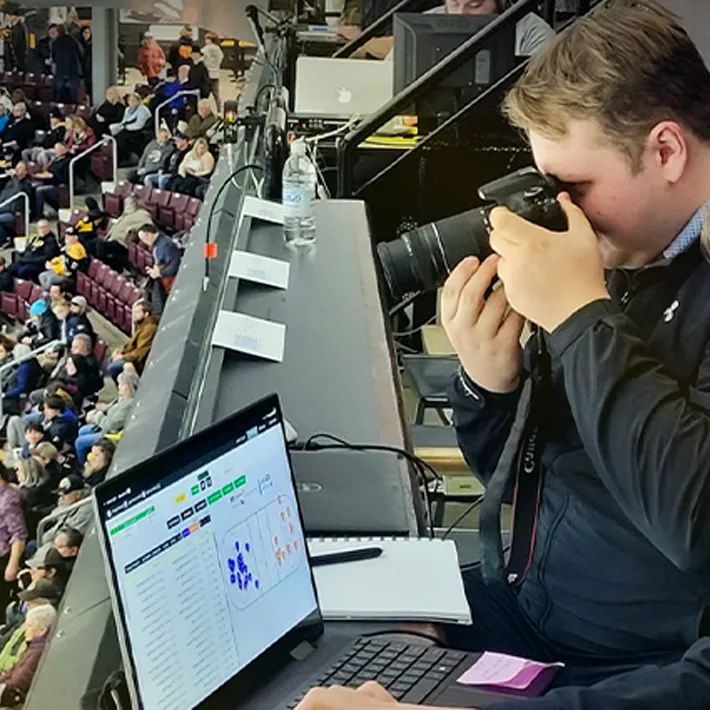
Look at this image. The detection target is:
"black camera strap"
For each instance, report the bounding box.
[480,328,550,587]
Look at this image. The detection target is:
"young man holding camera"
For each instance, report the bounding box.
[297,1,710,708]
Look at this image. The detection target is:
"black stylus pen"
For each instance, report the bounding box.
[310,546,383,567]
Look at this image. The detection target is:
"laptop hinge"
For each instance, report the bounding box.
[290,641,317,662]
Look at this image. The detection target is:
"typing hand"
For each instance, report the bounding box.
[296,682,398,709]
[489,193,608,333]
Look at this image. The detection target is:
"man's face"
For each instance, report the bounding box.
[49,284,63,302]
[71,338,90,356]
[49,27,59,40]
[198,104,210,118]
[176,137,189,151]
[38,221,50,237]
[529,119,684,268]
[54,533,79,558]
[158,129,169,145]
[14,162,27,179]
[133,305,146,323]
[13,105,24,119]
[445,0,498,15]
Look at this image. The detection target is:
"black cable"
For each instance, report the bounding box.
[441,498,483,541]
[298,432,443,539]
[204,163,264,288]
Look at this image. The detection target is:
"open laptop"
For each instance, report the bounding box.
[294,56,393,120]
[94,394,516,709]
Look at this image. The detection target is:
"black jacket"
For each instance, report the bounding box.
[188,62,211,99]
[43,412,78,448]
[3,117,35,151]
[47,155,70,186]
[18,233,60,268]
[165,147,187,175]
[41,125,67,150]
[451,237,710,667]
[65,313,95,344]
[37,36,52,73]
[168,38,196,69]
[25,310,61,349]
[52,33,83,78]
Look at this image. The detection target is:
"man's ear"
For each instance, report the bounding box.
[648,120,687,184]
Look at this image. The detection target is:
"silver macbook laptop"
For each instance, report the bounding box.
[294,56,393,119]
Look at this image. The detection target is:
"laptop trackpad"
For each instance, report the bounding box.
[429,684,519,707]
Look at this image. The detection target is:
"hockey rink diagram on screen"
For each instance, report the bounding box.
[221,482,304,610]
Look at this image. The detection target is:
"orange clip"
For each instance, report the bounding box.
[204,242,218,259]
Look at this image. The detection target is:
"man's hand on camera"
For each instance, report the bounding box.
[441,254,525,393]
[489,193,609,333]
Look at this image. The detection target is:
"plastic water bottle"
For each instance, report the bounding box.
[282,140,317,246]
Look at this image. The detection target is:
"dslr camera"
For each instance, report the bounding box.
[377,167,568,302]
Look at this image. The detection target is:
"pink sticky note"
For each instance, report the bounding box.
[457,652,564,690]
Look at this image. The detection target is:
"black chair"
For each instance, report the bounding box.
[401,354,458,425]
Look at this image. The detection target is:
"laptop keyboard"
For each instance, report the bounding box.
[287,637,468,708]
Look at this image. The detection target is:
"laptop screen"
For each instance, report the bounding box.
[95,396,319,710]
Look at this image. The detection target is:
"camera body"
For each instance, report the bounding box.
[377,167,567,302]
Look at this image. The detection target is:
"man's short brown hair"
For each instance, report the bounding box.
[503,1,710,169]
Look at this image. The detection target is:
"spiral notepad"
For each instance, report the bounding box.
[306,537,472,625]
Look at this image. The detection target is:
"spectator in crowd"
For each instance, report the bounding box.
[80,25,92,101]
[21,421,45,460]
[38,395,78,450]
[138,225,181,313]
[113,93,152,164]
[58,353,100,408]
[202,33,224,109]
[39,228,89,291]
[2,102,34,156]
[15,457,53,535]
[53,526,83,570]
[153,67,183,132]
[108,300,159,380]
[47,282,69,306]
[52,297,94,347]
[0,160,31,245]
[39,479,91,546]
[0,256,12,293]
[137,32,166,88]
[88,86,125,139]
[32,143,71,220]
[184,98,219,140]
[7,15,27,73]
[146,132,190,189]
[66,115,96,156]
[37,24,59,76]
[98,196,151,272]
[52,24,84,104]
[75,370,138,462]
[24,547,71,592]
[170,137,215,197]
[0,90,12,114]
[3,344,42,416]
[9,220,60,283]
[32,442,70,491]
[0,603,56,706]
[2,579,61,642]
[74,196,107,253]
[0,463,26,622]
[168,25,197,69]
[127,126,175,185]
[83,438,115,487]
[0,104,9,139]
[21,108,66,170]
[187,47,211,100]
[21,299,60,349]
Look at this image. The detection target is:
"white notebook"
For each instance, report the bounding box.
[307,537,472,625]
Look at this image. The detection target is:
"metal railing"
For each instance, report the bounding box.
[0,190,30,241]
[68,136,117,213]
[154,89,201,136]
[335,0,539,196]
[0,339,61,418]
[37,496,92,543]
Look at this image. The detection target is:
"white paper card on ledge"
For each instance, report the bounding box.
[212,311,286,362]
[243,195,284,224]
[230,251,290,290]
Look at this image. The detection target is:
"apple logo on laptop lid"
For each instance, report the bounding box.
[338,87,353,105]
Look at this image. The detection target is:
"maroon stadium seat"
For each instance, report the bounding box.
[94,338,107,365]
[87,259,100,280]
[29,285,43,304]
[133,184,152,207]
[1,293,17,319]
[14,280,32,303]
[76,271,90,299]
